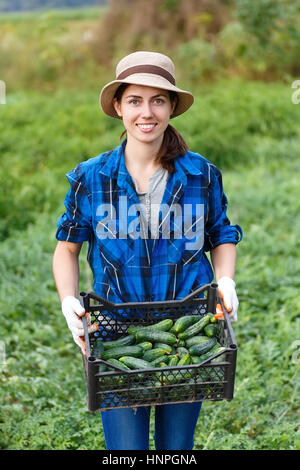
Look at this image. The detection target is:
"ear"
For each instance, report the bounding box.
[112,98,122,118]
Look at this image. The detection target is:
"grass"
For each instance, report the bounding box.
[0,78,299,449]
[0,6,106,22]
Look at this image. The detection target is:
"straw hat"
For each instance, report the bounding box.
[100,51,194,119]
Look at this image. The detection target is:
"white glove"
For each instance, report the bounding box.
[217,276,239,322]
[61,296,98,354]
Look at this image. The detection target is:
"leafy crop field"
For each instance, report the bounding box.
[0,78,300,450]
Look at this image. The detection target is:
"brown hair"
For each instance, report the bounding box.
[114,83,189,173]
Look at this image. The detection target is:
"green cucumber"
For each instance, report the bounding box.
[106,358,131,371]
[168,355,179,366]
[102,334,135,350]
[185,335,210,348]
[153,343,173,353]
[138,341,153,352]
[158,362,168,368]
[211,346,226,362]
[177,353,191,366]
[176,347,189,357]
[151,355,168,366]
[162,367,193,385]
[178,315,211,340]
[173,315,202,334]
[203,324,219,338]
[177,340,186,347]
[119,356,153,370]
[128,319,173,335]
[190,355,202,364]
[146,319,173,331]
[134,329,178,345]
[91,338,104,358]
[99,364,107,372]
[188,337,217,356]
[101,345,144,360]
[143,348,170,362]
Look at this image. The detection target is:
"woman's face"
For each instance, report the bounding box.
[113,84,177,146]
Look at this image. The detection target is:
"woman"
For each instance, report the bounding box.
[52,51,243,450]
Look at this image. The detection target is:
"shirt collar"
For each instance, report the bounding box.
[99,139,203,184]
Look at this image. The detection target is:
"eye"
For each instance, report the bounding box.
[128,99,140,105]
[154,98,165,104]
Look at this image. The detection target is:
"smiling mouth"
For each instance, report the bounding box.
[136,123,157,130]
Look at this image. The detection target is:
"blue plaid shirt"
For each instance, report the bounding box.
[56,140,242,303]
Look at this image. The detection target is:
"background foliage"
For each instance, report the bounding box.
[0,0,106,12]
[0,0,299,450]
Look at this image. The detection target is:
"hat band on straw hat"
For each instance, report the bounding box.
[117,64,176,86]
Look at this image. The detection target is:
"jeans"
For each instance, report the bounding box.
[100,401,202,450]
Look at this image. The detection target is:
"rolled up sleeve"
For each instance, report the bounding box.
[204,164,243,252]
[56,165,92,243]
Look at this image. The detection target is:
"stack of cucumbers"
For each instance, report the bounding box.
[91,313,226,384]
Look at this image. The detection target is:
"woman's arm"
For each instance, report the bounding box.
[52,240,83,301]
[210,242,236,282]
[210,243,239,321]
[52,240,97,353]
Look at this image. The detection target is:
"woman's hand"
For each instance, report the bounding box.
[61,296,98,354]
[217,276,239,322]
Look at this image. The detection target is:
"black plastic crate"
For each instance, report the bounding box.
[80,283,238,412]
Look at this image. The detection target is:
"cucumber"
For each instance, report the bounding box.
[203,324,219,338]
[143,348,169,362]
[209,343,224,354]
[150,319,173,331]
[91,338,104,358]
[176,347,189,357]
[188,337,217,356]
[106,358,131,371]
[119,356,153,370]
[127,325,140,335]
[177,340,186,347]
[103,334,135,350]
[157,362,168,368]
[190,355,202,364]
[162,367,193,385]
[173,315,202,334]
[185,335,210,348]
[153,343,173,353]
[177,353,191,366]
[138,341,153,352]
[169,326,177,335]
[211,346,226,362]
[101,345,144,360]
[178,315,211,340]
[128,319,173,334]
[168,355,179,366]
[151,355,168,366]
[190,353,212,364]
[134,329,178,345]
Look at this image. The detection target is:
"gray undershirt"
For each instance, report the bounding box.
[131,166,169,239]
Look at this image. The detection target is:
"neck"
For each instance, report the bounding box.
[124,135,163,172]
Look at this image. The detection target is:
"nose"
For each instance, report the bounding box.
[140,101,154,118]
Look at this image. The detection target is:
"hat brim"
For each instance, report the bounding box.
[99,73,194,119]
